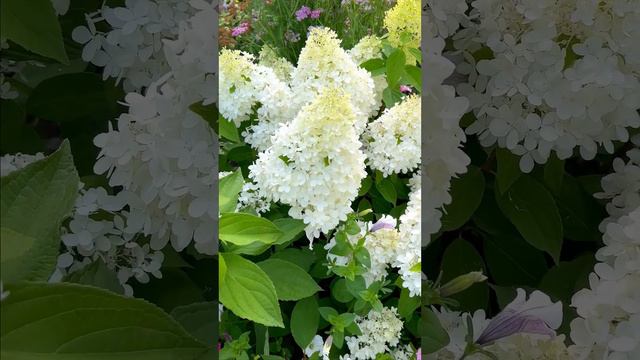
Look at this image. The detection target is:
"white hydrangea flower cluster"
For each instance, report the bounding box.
[343,307,404,359]
[397,175,422,296]
[91,0,216,256]
[451,0,640,172]
[364,95,421,176]
[248,87,367,240]
[569,151,640,360]
[347,35,386,109]
[0,153,44,176]
[257,46,295,84]
[325,216,400,285]
[289,27,378,132]
[423,11,472,241]
[53,187,165,296]
[72,0,201,91]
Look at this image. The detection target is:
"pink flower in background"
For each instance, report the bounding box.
[416,349,421,360]
[400,85,412,94]
[295,6,312,21]
[231,22,249,37]
[310,8,323,19]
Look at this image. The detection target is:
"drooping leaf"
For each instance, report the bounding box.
[0,0,69,63]
[219,170,244,213]
[441,166,485,231]
[290,296,319,349]
[219,213,283,246]
[219,253,283,328]
[1,140,78,282]
[0,282,208,359]
[257,259,321,301]
[494,175,563,263]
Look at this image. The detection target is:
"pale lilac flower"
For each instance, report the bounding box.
[476,289,562,345]
[400,84,412,94]
[310,8,323,19]
[295,6,312,21]
[370,215,396,232]
[231,22,249,37]
[417,349,421,360]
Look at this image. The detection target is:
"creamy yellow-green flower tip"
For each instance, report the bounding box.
[299,27,344,63]
[258,46,295,83]
[384,0,420,49]
[300,87,356,130]
[348,35,383,65]
[219,49,254,85]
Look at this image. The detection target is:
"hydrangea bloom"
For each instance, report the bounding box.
[569,151,640,360]
[290,27,377,132]
[248,87,367,240]
[0,153,44,176]
[364,95,421,176]
[396,175,422,296]
[454,0,640,172]
[384,0,420,49]
[344,307,404,359]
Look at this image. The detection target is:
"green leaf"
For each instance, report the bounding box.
[494,175,563,263]
[483,233,547,287]
[398,287,420,319]
[189,102,216,129]
[403,65,421,93]
[271,248,316,272]
[375,176,397,205]
[290,296,319,349]
[331,279,354,303]
[441,166,485,231]
[360,58,385,74]
[219,213,283,246]
[0,0,69,63]
[556,175,604,242]
[218,113,240,142]
[385,49,406,87]
[273,218,305,246]
[257,259,321,301]
[26,73,123,123]
[382,87,403,108]
[64,259,124,294]
[318,307,338,323]
[170,302,217,348]
[1,282,208,359]
[0,100,43,154]
[440,239,489,311]
[219,253,283,328]
[1,140,79,282]
[422,307,450,354]
[543,153,564,196]
[496,147,521,194]
[219,170,244,213]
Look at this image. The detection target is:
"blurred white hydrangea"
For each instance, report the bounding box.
[0,153,44,176]
[247,87,366,240]
[71,0,200,91]
[422,19,471,242]
[453,0,640,172]
[569,151,640,360]
[347,35,386,109]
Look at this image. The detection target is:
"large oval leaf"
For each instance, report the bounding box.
[219,213,283,246]
[494,175,563,263]
[290,296,319,349]
[1,140,79,282]
[441,166,485,231]
[257,259,321,301]
[219,253,283,328]
[0,0,68,63]
[0,282,208,359]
